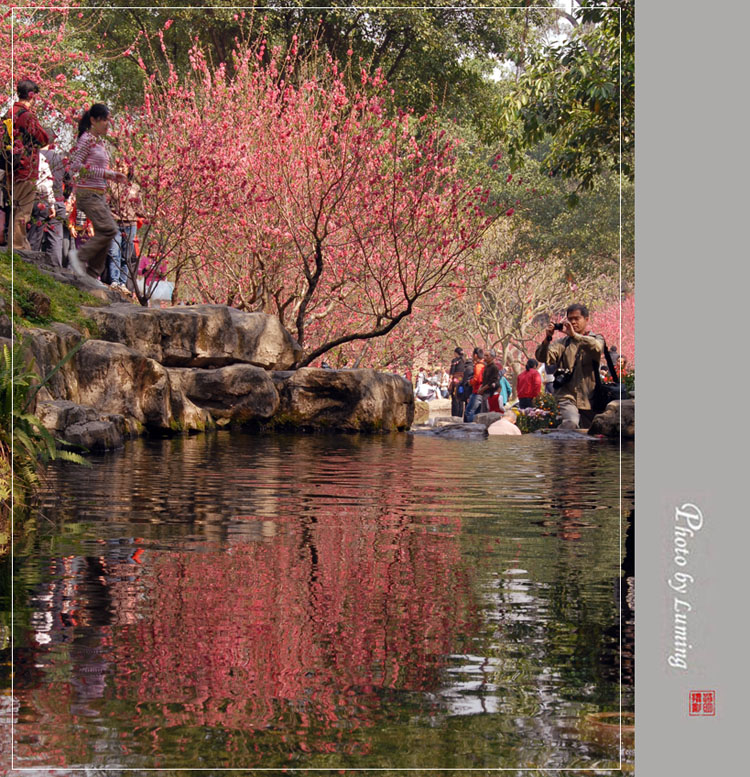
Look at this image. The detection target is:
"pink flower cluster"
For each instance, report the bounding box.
[115,37,495,364]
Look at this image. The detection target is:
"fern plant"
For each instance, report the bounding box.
[0,339,89,539]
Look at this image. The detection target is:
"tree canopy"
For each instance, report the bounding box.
[70,1,560,131]
[5,0,635,368]
[503,0,634,189]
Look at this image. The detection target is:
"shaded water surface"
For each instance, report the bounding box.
[4,431,634,770]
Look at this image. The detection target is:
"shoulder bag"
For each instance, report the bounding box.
[592,338,631,413]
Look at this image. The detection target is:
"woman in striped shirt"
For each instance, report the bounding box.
[67,104,126,280]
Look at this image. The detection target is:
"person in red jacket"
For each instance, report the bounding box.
[516,358,543,409]
[7,80,50,250]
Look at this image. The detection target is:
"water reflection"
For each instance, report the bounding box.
[5,431,633,770]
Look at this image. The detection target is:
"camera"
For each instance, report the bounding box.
[553,322,565,332]
[553,368,573,390]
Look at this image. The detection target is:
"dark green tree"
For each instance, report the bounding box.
[503,0,634,189]
[71,1,558,132]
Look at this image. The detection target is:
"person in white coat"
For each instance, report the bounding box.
[27,144,66,266]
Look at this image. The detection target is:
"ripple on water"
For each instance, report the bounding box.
[12,430,633,770]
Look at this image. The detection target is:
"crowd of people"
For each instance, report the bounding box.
[3,83,629,404]
[2,81,145,300]
[415,303,625,432]
[442,346,513,422]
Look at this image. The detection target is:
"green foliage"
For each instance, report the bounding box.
[0,341,89,553]
[504,0,634,188]
[512,392,560,434]
[443,172,627,374]
[622,368,635,393]
[509,171,633,287]
[436,116,633,291]
[533,391,559,414]
[73,1,557,136]
[0,251,102,333]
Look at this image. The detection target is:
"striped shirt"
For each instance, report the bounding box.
[68,131,114,190]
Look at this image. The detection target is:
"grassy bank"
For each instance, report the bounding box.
[1,250,101,555]
[0,250,103,334]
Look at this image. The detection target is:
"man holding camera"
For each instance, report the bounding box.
[535,303,605,430]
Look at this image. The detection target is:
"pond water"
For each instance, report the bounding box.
[3,431,634,771]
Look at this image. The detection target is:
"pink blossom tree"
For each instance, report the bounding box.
[109,26,231,305]
[590,295,634,365]
[437,217,617,381]
[120,35,498,364]
[2,1,110,126]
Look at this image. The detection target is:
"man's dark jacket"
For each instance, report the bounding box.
[481,362,499,393]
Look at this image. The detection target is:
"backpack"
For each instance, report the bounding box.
[458,362,474,396]
[449,357,464,389]
[1,107,29,175]
[591,336,632,412]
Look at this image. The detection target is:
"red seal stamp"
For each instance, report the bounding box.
[689,690,715,716]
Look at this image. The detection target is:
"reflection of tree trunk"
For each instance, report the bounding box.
[595,506,635,688]
[622,509,634,579]
[83,556,112,628]
[621,509,635,685]
[299,517,319,589]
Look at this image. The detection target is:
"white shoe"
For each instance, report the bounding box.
[67,247,87,277]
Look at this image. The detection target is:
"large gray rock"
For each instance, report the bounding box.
[71,340,167,429]
[167,364,279,423]
[82,303,302,369]
[436,422,487,439]
[28,327,212,433]
[473,412,504,428]
[36,400,132,451]
[20,305,413,440]
[427,415,465,427]
[410,422,488,440]
[71,340,213,432]
[26,323,87,402]
[272,368,414,431]
[532,428,595,440]
[588,399,635,439]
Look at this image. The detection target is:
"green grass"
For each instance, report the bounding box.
[0,249,103,334]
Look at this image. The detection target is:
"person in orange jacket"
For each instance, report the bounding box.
[463,347,486,422]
